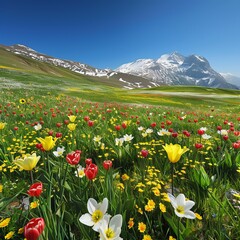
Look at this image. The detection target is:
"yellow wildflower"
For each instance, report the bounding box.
[169,236,176,240]
[143,235,152,240]
[18,228,24,234]
[195,213,202,220]
[138,222,146,233]
[4,231,14,239]
[0,218,11,228]
[128,218,134,229]
[19,98,26,104]
[30,200,39,209]
[121,174,130,181]
[67,123,77,131]
[159,203,166,213]
[0,183,3,192]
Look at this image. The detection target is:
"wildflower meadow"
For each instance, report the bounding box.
[0,89,239,240]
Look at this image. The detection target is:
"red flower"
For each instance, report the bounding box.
[232,142,240,149]
[141,149,149,158]
[195,143,203,149]
[121,122,127,129]
[84,163,98,180]
[24,218,45,240]
[151,122,156,128]
[115,125,121,131]
[27,182,43,197]
[84,116,90,122]
[88,120,94,127]
[197,129,205,135]
[103,160,113,170]
[85,158,92,167]
[223,135,229,141]
[172,132,178,138]
[66,150,81,165]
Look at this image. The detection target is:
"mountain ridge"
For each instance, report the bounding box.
[1,43,239,90]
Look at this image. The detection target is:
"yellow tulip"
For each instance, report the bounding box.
[163,143,189,163]
[68,115,77,122]
[37,136,57,151]
[14,153,40,171]
[0,122,6,130]
[67,123,77,131]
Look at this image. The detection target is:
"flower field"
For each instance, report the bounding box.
[0,88,240,240]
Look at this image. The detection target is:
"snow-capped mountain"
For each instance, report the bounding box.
[5,44,111,77]
[116,53,238,89]
[220,73,240,87]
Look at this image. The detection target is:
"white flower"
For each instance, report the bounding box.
[123,134,134,142]
[168,193,196,219]
[75,165,85,178]
[34,123,42,131]
[53,147,65,157]
[200,127,207,131]
[157,129,170,136]
[202,134,211,140]
[93,136,102,142]
[115,138,124,146]
[138,126,144,131]
[99,214,123,240]
[79,198,110,232]
[217,129,228,136]
[145,128,153,134]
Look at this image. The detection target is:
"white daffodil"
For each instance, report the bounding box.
[99,214,123,240]
[168,193,196,219]
[202,134,211,140]
[123,134,134,142]
[53,147,65,157]
[79,198,110,232]
[75,165,85,178]
[34,123,42,131]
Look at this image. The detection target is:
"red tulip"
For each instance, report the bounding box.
[88,120,94,127]
[24,218,45,240]
[217,126,222,131]
[232,142,240,149]
[27,182,43,197]
[103,160,113,170]
[195,143,203,149]
[121,122,127,129]
[84,163,98,180]
[223,135,229,141]
[115,125,121,131]
[84,116,90,122]
[55,132,62,138]
[166,120,172,125]
[197,129,205,135]
[151,122,156,128]
[141,149,149,158]
[85,158,92,166]
[66,150,81,165]
[172,132,178,138]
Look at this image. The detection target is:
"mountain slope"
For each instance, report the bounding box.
[220,73,240,87]
[116,52,238,89]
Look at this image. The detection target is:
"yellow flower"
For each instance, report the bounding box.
[169,236,176,240]
[30,200,39,209]
[143,235,152,240]
[19,98,26,104]
[159,203,166,213]
[37,136,57,151]
[138,222,146,233]
[0,218,11,228]
[145,199,155,211]
[0,122,6,130]
[0,183,2,192]
[121,174,130,181]
[14,153,40,171]
[4,231,14,239]
[163,143,189,163]
[128,218,134,229]
[18,228,24,234]
[195,213,202,220]
[68,115,77,122]
[67,123,77,131]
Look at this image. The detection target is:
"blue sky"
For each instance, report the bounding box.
[1,0,240,75]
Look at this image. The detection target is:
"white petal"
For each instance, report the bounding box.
[110,214,122,231]
[184,200,195,210]
[87,198,98,214]
[92,221,103,232]
[100,198,108,214]
[176,194,186,206]
[184,210,196,219]
[168,193,177,209]
[174,209,184,218]
[79,213,94,226]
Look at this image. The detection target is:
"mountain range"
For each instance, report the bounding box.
[0,44,239,89]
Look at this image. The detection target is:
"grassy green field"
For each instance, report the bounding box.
[0,51,240,240]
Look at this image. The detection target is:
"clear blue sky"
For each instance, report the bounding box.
[1,0,240,75]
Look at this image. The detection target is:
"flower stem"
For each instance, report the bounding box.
[171,164,174,195]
